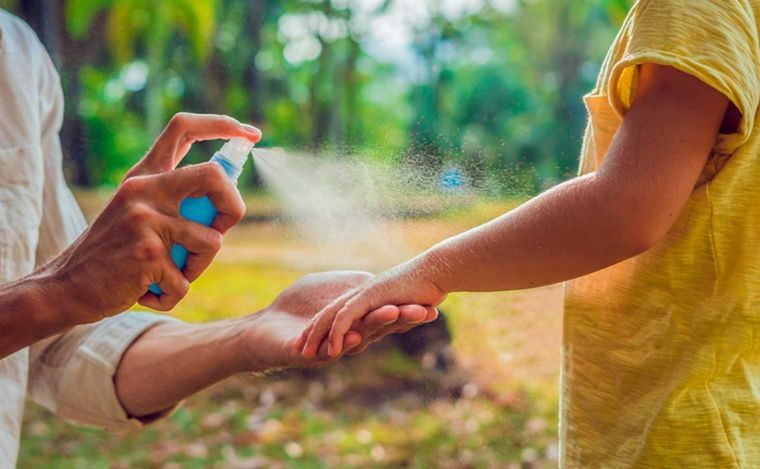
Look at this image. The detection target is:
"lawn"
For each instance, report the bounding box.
[18,192,563,468]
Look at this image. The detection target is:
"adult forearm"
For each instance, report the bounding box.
[114,317,251,418]
[0,272,75,359]
[420,172,650,293]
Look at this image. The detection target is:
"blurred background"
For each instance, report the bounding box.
[1,0,632,467]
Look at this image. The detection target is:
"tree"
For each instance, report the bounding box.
[65,0,217,137]
[17,0,98,186]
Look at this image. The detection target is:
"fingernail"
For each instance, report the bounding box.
[242,124,261,136]
[327,344,334,356]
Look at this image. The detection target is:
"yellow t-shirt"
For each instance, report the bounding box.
[563,1,760,467]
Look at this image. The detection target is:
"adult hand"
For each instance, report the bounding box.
[238,271,439,372]
[44,113,261,322]
[297,257,447,358]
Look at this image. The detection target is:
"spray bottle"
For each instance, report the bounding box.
[149,137,255,295]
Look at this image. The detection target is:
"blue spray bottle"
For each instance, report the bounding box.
[149,137,255,295]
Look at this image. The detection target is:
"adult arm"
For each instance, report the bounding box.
[0,113,259,359]
[113,271,437,418]
[300,64,733,357]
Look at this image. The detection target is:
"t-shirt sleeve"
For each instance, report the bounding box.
[609,0,760,154]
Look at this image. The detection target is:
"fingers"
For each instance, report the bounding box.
[208,187,246,235]
[155,163,247,234]
[167,220,224,282]
[299,307,391,359]
[298,329,362,368]
[346,305,438,355]
[301,306,338,359]
[137,256,189,311]
[342,305,400,355]
[138,113,261,175]
[347,343,371,355]
[327,296,371,358]
[294,322,312,351]
[397,304,427,324]
[424,306,439,323]
[344,331,362,351]
[358,305,400,330]
[361,305,424,343]
[312,332,358,361]
[301,293,352,359]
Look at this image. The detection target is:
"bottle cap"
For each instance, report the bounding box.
[219,138,255,168]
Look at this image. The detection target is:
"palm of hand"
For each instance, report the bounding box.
[298,262,446,358]
[241,271,433,371]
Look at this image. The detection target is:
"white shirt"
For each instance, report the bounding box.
[0,11,176,468]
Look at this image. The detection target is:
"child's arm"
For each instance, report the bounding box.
[299,63,732,358]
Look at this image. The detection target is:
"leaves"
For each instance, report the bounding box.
[34,0,635,187]
[68,0,218,64]
[171,0,217,61]
[603,0,634,25]
[64,0,112,38]
[106,0,141,64]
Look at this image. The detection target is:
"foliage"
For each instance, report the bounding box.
[19,354,558,468]
[9,0,632,189]
[19,196,562,468]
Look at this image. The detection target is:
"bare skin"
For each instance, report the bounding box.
[115,271,437,418]
[298,63,734,358]
[0,113,260,359]
[0,112,434,421]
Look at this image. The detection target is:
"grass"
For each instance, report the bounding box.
[18,192,562,468]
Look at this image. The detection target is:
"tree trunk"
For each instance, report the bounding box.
[245,0,267,187]
[145,3,169,139]
[339,36,361,154]
[19,0,94,186]
[18,0,61,66]
[551,0,586,177]
[246,0,266,123]
[309,0,334,152]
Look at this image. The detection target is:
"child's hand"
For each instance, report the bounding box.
[296,260,447,358]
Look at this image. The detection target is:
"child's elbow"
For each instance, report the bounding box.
[614,214,669,259]
[623,230,661,258]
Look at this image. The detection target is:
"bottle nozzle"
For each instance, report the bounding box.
[219,138,255,168]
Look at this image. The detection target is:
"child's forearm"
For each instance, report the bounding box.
[301,63,730,358]
[418,171,653,293]
[305,170,659,358]
[414,64,729,295]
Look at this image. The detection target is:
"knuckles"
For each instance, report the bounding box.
[198,161,227,186]
[169,276,190,301]
[160,278,190,311]
[206,229,224,253]
[167,112,192,133]
[133,238,165,263]
[194,163,246,222]
[228,194,246,224]
[124,201,155,226]
[114,176,145,202]
[166,112,239,137]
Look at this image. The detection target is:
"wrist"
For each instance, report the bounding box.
[415,248,450,296]
[0,270,78,359]
[35,257,97,327]
[24,269,82,332]
[234,313,271,374]
[205,317,253,375]
[234,310,293,375]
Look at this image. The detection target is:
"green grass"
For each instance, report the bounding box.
[18,193,561,468]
